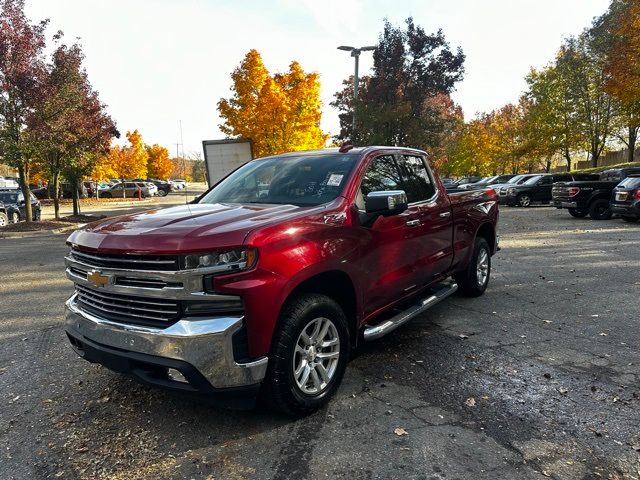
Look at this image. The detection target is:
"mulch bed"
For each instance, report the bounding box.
[0,214,105,233]
[39,198,152,206]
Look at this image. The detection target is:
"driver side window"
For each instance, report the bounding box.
[356,155,402,210]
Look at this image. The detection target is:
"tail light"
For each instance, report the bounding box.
[635,190,640,200]
[485,188,498,200]
[568,187,580,197]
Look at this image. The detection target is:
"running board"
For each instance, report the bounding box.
[363,281,458,341]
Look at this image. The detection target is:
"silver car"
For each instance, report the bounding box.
[99,182,152,198]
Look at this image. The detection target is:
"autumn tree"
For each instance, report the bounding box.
[146,143,172,179]
[601,0,640,162]
[0,0,47,222]
[30,37,116,217]
[218,50,327,158]
[101,130,148,196]
[332,17,465,155]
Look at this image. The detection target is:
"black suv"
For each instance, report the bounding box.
[610,175,640,222]
[503,173,599,207]
[552,167,640,220]
[0,189,42,222]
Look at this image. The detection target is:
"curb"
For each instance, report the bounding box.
[0,223,86,239]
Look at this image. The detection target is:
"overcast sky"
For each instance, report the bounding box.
[26,0,610,156]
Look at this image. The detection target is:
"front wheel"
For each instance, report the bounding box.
[262,294,349,416]
[0,212,8,227]
[588,199,612,220]
[10,212,19,223]
[453,237,491,297]
[568,208,588,218]
[157,189,167,197]
[517,194,532,207]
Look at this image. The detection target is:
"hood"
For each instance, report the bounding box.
[67,203,318,255]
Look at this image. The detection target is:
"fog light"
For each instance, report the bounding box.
[167,368,188,383]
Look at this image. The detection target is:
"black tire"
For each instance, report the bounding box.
[622,216,639,223]
[517,194,532,207]
[453,237,491,297]
[262,293,350,416]
[101,192,112,198]
[568,208,588,218]
[10,211,19,223]
[588,199,612,220]
[157,189,167,197]
[0,212,8,227]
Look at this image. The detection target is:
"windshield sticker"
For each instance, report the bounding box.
[327,174,343,187]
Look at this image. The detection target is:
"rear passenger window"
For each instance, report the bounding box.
[397,155,436,203]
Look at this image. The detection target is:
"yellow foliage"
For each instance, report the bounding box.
[605,0,640,105]
[218,50,328,158]
[146,144,173,180]
[92,130,148,181]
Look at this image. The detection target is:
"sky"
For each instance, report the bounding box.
[26,0,610,156]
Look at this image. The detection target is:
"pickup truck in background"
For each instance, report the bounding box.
[552,167,640,220]
[502,173,599,208]
[63,146,499,415]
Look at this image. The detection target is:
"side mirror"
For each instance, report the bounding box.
[365,191,408,217]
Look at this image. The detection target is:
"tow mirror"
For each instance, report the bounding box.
[365,191,408,217]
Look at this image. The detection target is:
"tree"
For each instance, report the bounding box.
[0,0,47,222]
[29,37,116,217]
[146,143,172,179]
[218,50,327,158]
[331,17,465,154]
[103,130,148,196]
[601,0,640,162]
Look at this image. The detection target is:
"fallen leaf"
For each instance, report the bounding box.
[458,334,468,339]
[464,397,476,407]
[394,427,408,436]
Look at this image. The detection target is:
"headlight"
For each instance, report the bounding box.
[507,188,516,195]
[182,247,258,273]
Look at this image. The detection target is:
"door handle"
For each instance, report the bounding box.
[439,211,451,218]
[405,219,421,227]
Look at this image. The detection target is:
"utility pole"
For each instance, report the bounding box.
[337,45,376,138]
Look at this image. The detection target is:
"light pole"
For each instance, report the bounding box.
[338,45,375,138]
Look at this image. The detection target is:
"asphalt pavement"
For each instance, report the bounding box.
[0,206,638,479]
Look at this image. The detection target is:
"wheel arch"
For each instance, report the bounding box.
[281,270,359,347]
[475,221,497,255]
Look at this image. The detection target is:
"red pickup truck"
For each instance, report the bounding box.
[64,146,499,415]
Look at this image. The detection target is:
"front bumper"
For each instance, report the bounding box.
[65,294,268,394]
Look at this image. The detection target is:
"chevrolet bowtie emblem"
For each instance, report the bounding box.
[87,270,110,287]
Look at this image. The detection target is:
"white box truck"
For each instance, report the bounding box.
[202,139,253,187]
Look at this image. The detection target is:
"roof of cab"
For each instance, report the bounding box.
[256,146,428,160]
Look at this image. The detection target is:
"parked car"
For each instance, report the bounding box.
[99,181,152,198]
[494,174,540,202]
[610,175,640,222]
[0,176,19,188]
[149,180,173,197]
[64,146,499,415]
[552,168,640,219]
[32,182,88,200]
[458,174,517,191]
[453,176,482,187]
[170,179,187,190]
[503,173,596,208]
[0,188,41,222]
[83,181,97,197]
[0,201,8,227]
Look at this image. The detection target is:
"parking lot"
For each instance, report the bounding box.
[1,206,639,480]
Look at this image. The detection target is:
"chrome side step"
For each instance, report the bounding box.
[363,281,458,341]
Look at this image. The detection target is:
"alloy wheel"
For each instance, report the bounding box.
[293,317,341,395]
[476,248,489,287]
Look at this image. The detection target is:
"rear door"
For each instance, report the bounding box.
[534,175,554,201]
[396,154,454,285]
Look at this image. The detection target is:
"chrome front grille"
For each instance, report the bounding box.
[75,284,180,326]
[70,248,179,271]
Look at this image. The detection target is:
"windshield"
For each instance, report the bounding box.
[0,191,19,204]
[618,176,640,188]
[523,175,543,185]
[199,153,358,206]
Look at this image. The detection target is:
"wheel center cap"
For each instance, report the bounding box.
[307,346,316,361]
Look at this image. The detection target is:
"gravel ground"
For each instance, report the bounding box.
[0,206,639,480]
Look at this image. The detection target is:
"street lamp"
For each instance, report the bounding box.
[338,45,376,137]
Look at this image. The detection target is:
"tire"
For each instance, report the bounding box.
[588,199,612,220]
[622,216,639,223]
[157,189,167,197]
[262,294,350,416]
[453,237,491,297]
[0,212,7,227]
[101,192,112,198]
[10,212,19,223]
[517,194,532,207]
[34,210,41,221]
[568,208,588,218]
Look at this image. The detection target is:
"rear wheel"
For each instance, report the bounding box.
[453,237,491,297]
[0,212,8,227]
[568,208,588,218]
[157,189,167,197]
[10,212,19,223]
[622,216,639,223]
[588,199,612,220]
[262,294,349,416]
[517,194,532,207]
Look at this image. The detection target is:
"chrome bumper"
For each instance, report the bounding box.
[65,294,268,389]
